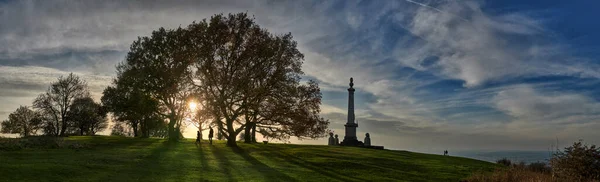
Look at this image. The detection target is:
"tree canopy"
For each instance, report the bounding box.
[188,13,328,146]
[0,106,43,137]
[103,12,328,145]
[67,96,108,136]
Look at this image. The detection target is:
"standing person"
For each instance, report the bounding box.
[208,127,214,145]
[196,131,201,146]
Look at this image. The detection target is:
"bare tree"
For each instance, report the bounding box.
[33,73,89,136]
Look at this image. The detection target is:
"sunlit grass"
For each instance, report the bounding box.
[0,136,498,181]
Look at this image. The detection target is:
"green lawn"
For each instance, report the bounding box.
[0,136,498,181]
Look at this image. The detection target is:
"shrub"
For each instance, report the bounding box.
[0,137,88,151]
[527,162,551,173]
[550,141,600,181]
[465,167,555,182]
[496,158,512,167]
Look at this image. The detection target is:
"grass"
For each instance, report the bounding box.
[0,136,498,182]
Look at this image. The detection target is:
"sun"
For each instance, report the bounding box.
[189,101,197,111]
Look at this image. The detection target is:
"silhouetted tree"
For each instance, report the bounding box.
[112,27,194,141]
[66,97,107,135]
[33,73,89,136]
[189,13,329,146]
[110,122,131,137]
[102,69,165,138]
[0,106,43,137]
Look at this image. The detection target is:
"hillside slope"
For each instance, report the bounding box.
[0,136,497,181]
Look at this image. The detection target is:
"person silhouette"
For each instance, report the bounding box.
[208,127,214,145]
[196,131,201,146]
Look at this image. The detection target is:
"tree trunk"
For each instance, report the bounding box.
[132,122,139,137]
[60,118,67,136]
[251,123,256,143]
[140,118,148,138]
[168,115,178,142]
[226,118,237,147]
[227,134,237,146]
[244,123,252,143]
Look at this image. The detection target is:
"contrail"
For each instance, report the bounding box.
[404,0,469,22]
[404,0,445,14]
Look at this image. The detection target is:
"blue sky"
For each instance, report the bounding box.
[1,0,599,153]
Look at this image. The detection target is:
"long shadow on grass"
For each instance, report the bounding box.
[209,144,235,181]
[212,145,299,182]
[98,140,193,181]
[266,150,356,181]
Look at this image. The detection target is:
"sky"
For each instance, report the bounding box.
[1,0,600,153]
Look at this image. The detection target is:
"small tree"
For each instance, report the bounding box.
[0,106,43,137]
[551,140,600,181]
[110,123,131,137]
[67,97,107,135]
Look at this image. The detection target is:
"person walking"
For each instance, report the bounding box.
[196,131,201,146]
[208,127,214,145]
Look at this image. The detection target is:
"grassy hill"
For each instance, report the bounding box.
[0,136,498,181]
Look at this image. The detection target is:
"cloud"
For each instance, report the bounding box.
[493,85,600,123]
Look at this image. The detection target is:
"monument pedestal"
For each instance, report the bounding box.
[340,123,362,146]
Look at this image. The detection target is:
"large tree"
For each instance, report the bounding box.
[111,27,193,141]
[33,73,89,136]
[0,106,43,137]
[189,13,329,146]
[66,97,108,135]
[101,73,164,138]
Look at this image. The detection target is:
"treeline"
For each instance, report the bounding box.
[2,12,330,146]
[1,73,107,137]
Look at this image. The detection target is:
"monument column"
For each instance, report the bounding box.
[342,77,359,146]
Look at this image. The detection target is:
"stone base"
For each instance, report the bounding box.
[340,138,363,146]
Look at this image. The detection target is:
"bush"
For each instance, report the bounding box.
[465,167,555,182]
[551,141,600,181]
[527,161,551,173]
[496,158,512,167]
[0,137,88,151]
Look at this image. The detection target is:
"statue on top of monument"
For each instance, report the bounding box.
[350,77,354,88]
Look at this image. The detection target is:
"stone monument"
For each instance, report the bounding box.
[341,78,363,146]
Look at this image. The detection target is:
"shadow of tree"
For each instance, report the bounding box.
[209,144,235,181]
[266,149,356,181]
[216,145,299,182]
